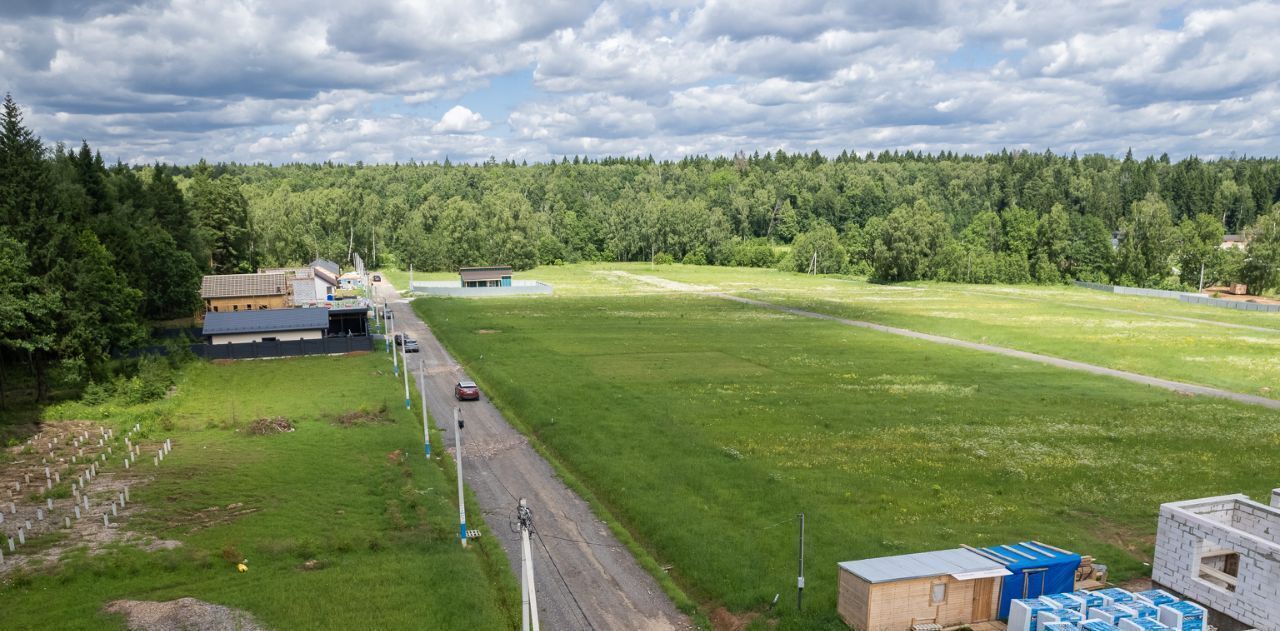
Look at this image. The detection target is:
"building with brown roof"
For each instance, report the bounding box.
[200,273,292,313]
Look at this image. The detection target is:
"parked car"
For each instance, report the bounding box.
[384,310,393,319]
[454,380,480,401]
[394,333,403,346]
[372,274,382,282]
[403,338,419,353]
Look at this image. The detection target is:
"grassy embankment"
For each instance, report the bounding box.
[418,268,1280,629]
[1,352,517,630]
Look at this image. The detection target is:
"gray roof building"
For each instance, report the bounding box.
[201,273,289,299]
[202,308,330,336]
[311,258,340,276]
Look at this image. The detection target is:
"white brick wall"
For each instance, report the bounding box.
[1152,494,1280,631]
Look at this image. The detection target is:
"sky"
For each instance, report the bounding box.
[1,0,1278,165]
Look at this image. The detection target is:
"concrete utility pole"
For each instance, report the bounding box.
[455,407,467,548]
[409,263,413,291]
[518,499,541,631]
[419,361,430,458]
[390,305,398,377]
[797,512,806,611]
[402,334,411,409]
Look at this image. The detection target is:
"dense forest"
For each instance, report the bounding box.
[3,95,1280,404]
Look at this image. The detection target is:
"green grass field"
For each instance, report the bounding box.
[2,353,516,630]
[484,262,1280,399]
[417,265,1280,629]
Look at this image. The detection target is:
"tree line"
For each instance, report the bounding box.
[0,96,252,404]
[4,94,1280,403]
[224,145,1279,293]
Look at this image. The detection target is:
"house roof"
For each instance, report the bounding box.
[313,267,339,287]
[838,548,1009,584]
[201,273,289,299]
[259,267,314,280]
[460,265,513,282]
[202,308,330,336]
[311,258,340,275]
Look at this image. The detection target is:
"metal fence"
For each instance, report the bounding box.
[409,281,553,297]
[192,335,373,360]
[1073,280,1280,313]
[1178,294,1280,313]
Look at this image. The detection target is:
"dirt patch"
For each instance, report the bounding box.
[1119,576,1154,591]
[160,502,259,535]
[299,558,326,571]
[386,449,404,465]
[709,607,760,631]
[475,329,502,334]
[334,407,391,426]
[104,597,268,631]
[1,421,176,572]
[246,417,294,435]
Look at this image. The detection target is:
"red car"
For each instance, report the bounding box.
[454,380,480,401]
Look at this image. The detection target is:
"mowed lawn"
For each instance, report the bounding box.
[2,353,516,630]
[539,262,1280,400]
[420,292,1280,629]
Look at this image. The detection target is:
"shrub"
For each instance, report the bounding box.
[681,248,708,265]
[653,252,675,265]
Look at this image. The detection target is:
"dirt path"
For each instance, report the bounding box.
[377,283,691,631]
[720,294,1280,410]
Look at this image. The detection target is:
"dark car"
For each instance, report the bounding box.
[403,338,419,353]
[372,274,382,282]
[384,309,393,320]
[394,333,404,346]
[454,380,479,401]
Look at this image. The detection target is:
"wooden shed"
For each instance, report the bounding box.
[837,548,1010,630]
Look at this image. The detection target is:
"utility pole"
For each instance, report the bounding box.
[518,499,541,631]
[419,361,430,458]
[409,263,413,292]
[1199,261,1206,292]
[454,407,467,548]
[390,306,398,377]
[402,333,411,409]
[797,512,805,611]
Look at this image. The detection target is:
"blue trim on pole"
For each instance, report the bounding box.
[405,397,411,410]
[425,441,430,457]
[460,522,467,542]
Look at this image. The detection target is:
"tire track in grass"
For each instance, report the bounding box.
[718,293,1280,411]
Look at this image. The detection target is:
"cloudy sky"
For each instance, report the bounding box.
[1,0,1277,165]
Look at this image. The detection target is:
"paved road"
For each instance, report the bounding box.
[376,282,691,631]
[721,294,1280,410]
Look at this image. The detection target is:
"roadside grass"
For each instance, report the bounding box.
[418,292,1280,629]
[2,353,517,630]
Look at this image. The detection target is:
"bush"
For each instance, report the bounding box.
[681,248,708,265]
[730,240,777,268]
[653,252,675,265]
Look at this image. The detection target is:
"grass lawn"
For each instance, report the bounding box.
[547,262,1280,399]
[1,353,516,630]
[418,289,1280,629]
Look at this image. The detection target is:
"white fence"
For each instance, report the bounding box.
[409,280,553,297]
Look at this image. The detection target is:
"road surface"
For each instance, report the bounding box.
[376,282,691,631]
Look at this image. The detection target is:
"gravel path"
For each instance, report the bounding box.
[378,283,691,631]
[721,293,1280,410]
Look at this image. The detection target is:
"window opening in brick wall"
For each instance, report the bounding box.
[1198,546,1239,592]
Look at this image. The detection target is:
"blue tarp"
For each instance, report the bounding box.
[984,542,1082,620]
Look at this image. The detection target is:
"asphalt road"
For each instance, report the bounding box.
[375,282,691,631]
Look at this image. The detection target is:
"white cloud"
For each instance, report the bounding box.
[2,0,1278,163]
[432,105,491,134]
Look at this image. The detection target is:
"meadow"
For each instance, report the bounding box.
[1,353,516,630]
[418,267,1280,629]
[477,262,1280,399]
